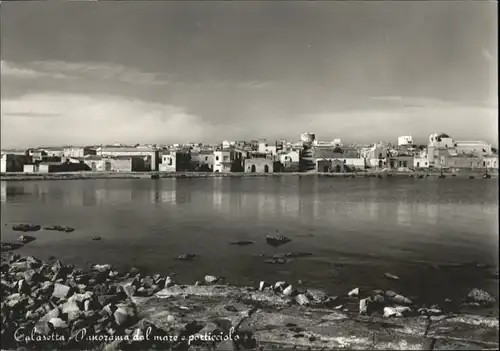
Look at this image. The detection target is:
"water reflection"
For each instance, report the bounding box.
[1,178,497,229]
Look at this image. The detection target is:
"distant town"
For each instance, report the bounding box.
[0,132,498,175]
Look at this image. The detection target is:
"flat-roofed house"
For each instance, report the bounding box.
[98,146,159,171]
[1,154,33,173]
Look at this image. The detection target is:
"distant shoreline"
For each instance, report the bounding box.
[0,170,496,181]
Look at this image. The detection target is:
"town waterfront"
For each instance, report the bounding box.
[1,177,498,308]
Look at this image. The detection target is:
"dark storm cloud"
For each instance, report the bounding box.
[0,1,497,147]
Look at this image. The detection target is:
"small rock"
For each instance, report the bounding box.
[49,317,68,329]
[229,240,254,246]
[283,285,294,296]
[18,235,36,244]
[164,276,175,288]
[176,253,196,261]
[392,294,413,306]
[295,294,310,306]
[61,300,80,314]
[371,294,385,305]
[205,275,218,284]
[258,281,266,291]
[348,287,359,297]
[359,298,370,315]
[383,306,411,318]
[306,289,328,302]
[167,315,175,323]
[384,273,400,280]
[93,264,112,273]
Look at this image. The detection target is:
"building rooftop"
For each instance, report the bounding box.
[100,147,156,152]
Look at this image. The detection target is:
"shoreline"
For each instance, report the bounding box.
[1,170,497,181]
[1,251,498,350]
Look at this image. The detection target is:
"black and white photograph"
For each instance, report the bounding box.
[0,1,498,350]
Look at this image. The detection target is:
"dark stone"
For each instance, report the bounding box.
[176,253,196,261]
[12,224,41,232]
[266,233,292,247]
[466,288,496,306]
[228,240,254,246]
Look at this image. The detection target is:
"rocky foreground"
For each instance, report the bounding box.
[1,253,498,350]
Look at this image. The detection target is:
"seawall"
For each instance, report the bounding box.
[1,170,497,181]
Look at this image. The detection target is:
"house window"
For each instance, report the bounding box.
[216,156,219,161]
[205,157,208,161]
[168,158,173,166]
[223,156,229,161]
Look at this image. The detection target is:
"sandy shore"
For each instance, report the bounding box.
[1,248,498,350]
[1,170,496,181]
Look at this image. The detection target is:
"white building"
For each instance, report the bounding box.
[454,141,492,156]
[428,133,454,149]
[398,136,414,146]
[258,140,277,156]
[300,133,316,145]
[413,156,430,169]
[213,150,235,173]
[278,150,300,164]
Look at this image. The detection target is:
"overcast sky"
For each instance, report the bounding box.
[1,1,497,148]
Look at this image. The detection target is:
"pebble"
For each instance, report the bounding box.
[283,285,294,296]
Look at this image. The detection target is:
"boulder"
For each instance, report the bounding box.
[93,264,112,273]
[52,283,72,299]
[392,294,413,306]
[61,300,80,314]
[228,240,254,246]
[49,317,69,329]
[164,276,175,288]
[266,233,292,247]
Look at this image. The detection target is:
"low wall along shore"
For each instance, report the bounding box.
[0,170,497,181]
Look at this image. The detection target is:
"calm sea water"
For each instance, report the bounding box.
[1,177,498,306]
